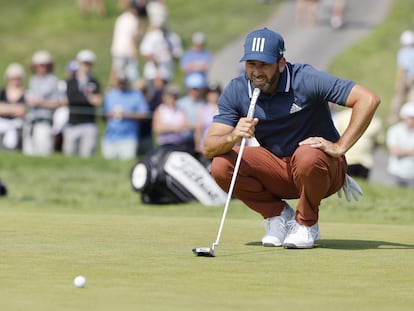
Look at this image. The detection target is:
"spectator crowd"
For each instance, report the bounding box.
[0,0,215,162]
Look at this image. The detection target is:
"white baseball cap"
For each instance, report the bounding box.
[5,63,25,79]
[192,32,205,45]
[400,102,414,119]
[32,50,53,65]
[400,30,414,46]
[76,49,96,63]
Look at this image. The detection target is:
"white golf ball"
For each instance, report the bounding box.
[73,275,87,288]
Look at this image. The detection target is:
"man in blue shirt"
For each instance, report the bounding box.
[203,28,380,249]
[102,72,149,160]
[180,32,212,83]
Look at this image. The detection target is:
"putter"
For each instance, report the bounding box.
[193,87,261,257]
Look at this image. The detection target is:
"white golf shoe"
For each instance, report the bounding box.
[283,220,320,249]
[262,204,295,247]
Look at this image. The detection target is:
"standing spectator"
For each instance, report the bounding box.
[388,30,414,125]
[333,107,383,179]
[140,0,182,104]
[180,32,212,82]
[329,0,347,29]
[152,84,190,147]
[24,50,65,156]
[386,102,414,187]
[110,1,140,84]
[77,0,106,17]
[319,0,347,29]
[53,60,78,152]
[63,49,102,158]
[0,63,26,150]
[295,0,319,26]
[133,78,156,155]
[102,72,150,160]
[194,82,221,154]
[176,72,207,149]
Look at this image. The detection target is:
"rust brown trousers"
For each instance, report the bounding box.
[210,145,347,226]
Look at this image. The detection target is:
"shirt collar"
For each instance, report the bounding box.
[276,63,291,93]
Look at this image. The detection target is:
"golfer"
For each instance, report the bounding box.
[203,28,380,249]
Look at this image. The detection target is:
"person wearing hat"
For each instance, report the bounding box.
[110,0,141,85]
[179,32,212,83]
[176,72,207,149]
[0,63,27,150]
[386,102,414,187]
[101,71,150,160]
[203,28,380,249]
[24,50,66,156]
[388,30,414,125]
[63,49,102,158]
[139,1,182,105]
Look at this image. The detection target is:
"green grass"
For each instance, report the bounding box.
[1,152,414,310]
[1,211,414,310]
[2,0,414,310]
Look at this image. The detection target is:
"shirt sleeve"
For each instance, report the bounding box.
[212,79,245,127]
[294,64,355,107]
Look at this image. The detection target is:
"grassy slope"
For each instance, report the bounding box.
[0,0,279,88]
[328,0,414,119]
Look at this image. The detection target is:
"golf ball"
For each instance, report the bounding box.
[74,275,87,288]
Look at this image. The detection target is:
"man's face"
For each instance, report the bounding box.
[404,116,414,129]
[245,58,285,93]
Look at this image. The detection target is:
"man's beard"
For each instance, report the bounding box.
[250,71,278,92]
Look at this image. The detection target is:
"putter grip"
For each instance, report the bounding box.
[247,88,260,118]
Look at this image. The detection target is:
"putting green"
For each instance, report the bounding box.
[1,210,413,311]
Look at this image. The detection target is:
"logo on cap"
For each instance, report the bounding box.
[251,37,266,52]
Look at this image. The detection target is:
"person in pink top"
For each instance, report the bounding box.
[194,82,221,154]
[152,84,190,147]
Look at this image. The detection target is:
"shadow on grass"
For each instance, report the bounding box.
[317,239,414,250]
[245,240,414,250]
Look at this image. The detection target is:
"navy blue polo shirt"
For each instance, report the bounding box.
[213,62,355,157]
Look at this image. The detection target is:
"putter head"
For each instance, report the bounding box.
[192,247,215,257]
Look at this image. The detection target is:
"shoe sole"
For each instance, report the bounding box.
[283,232,320,249]
[283,243,313,249]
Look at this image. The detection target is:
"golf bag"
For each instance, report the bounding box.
[130,145,227,205]
[0,179,7,196]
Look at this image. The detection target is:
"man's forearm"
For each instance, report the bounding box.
[203,133,241,159]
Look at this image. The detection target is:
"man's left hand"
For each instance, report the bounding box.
[298,136,344,157]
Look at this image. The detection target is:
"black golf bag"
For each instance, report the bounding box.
[130,145,227,205]
[0,179,7,196]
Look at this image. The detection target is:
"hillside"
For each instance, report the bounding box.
[0,0,279,88]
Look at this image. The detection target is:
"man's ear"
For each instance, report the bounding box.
[278,57,286,73]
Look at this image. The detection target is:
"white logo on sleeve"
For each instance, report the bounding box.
[252,37,265,52]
